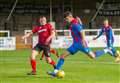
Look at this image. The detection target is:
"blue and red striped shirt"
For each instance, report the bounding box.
[69,18,83,43]
[97,25,114,43]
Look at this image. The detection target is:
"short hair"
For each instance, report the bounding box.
[104,18,109,21]
[39,15,46,19]
[64,11,73,18]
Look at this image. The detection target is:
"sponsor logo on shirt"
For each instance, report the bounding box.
[38,29,47,33]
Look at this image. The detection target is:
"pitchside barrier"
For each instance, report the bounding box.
[25,29,120,48]
[1,29,119,50]
[0,30,16,50]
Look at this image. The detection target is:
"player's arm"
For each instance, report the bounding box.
[81,31,88,47]
[22,26,37,40]
[49,29,56,39]
[45,29,55,45]
[93,28,103,40]
[22,32,33,40]
[75,24,87,47]
[109,27,114,37]
[76,16,82,25]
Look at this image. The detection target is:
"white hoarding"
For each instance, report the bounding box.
[0,37,16,50]
[33,35,120,48]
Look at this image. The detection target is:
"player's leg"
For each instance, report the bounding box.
[107,40,120,62]
[77,44,95,59]
[115,50,120,62]
[79,45,109,59]
[41,49,59,60]
[87,51,96,59]
[28,50,39,75]
[94,48,110,57]
[108,47,120,62]
[54,44,78,71]
[106,39,119,57]
[54,51,70,71]
[90,40,113,58]
[45,56,56,68]
[47,51,70,77]
[40,51,44,60]
[47,44,78,77]
[50,48,59,58]
[27,44,41,75]
[43,46,56,69]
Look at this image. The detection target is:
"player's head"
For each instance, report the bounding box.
[39,16,47,25]
[103,18,109,27]
[64,11,73,23]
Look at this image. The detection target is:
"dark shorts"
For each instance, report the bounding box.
[33,43,51,57]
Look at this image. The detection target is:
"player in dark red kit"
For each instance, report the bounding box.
[22,16,56,75]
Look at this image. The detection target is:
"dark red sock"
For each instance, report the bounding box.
[50,49,59,58]
[50,60,56,66]
[50,60,56,69]
[31,59,36,72]
[50,49,56,54]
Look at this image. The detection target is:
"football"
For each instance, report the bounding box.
[56,70,65,78]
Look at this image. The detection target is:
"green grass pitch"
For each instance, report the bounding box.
[0,48,120,83]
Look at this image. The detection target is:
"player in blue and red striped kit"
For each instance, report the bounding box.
[47,11,112,77]
[93,19,120,62]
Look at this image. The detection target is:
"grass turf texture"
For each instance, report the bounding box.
[0,48,120,83]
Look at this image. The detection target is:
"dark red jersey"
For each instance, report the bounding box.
[32,23,53,46]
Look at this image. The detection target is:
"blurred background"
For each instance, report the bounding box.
[0,0,120,32]
[0,0,120,49]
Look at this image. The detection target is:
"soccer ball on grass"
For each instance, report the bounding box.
[56,70,65,78]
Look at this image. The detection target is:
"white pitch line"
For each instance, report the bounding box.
[0,58,120,65]
[66,60,120,65]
